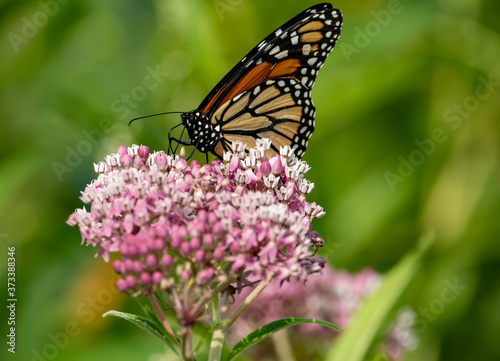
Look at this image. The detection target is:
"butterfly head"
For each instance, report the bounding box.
[181,111,220,153]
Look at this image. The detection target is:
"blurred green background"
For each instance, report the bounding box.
[1,0,499,360]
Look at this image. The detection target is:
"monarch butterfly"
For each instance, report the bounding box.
[173,3,342,160]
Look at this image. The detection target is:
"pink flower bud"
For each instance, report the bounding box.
[117,145,128,157]
[194,249,205,262]
[134,155,144,169]
[116,279,128,292]
[138,145,150,161]
[160,254,173,267]
[125,275,137,289]
[260,158,271,177]
[196,268,215,284]
[120,153,132,169]
[155,152,167,171]
[146,254,158,268]
[152,271,163,284]
[140,272,152,285]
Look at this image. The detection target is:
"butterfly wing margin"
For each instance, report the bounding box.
[210,78,315,159]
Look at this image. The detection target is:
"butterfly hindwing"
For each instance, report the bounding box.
[211,78,315,158]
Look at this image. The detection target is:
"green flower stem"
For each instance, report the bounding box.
[208,277,271,361]
[147,292,179,347]
[271,329,296,361]
[208,325,225,361]
[182,326,194,361]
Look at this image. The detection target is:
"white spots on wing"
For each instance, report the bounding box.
[291,35,299,45]
[253,85,261,95]
[256,57,263,65]
[269,45,280,55]
[275,50,288,59]
[278,80,286,87]
[307,57,318,66]
[275,28,283,37]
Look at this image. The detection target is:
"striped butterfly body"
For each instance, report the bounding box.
[180,3,342,159]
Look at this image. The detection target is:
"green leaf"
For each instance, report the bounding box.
[103,310,181,357]
[325,233,433,361]
[225,317,342,361]
[194,319,230,354]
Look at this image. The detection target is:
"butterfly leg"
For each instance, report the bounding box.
[185,137,202,160]
[168,123,187,155]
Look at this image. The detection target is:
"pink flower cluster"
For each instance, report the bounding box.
[229,266,417,361]
[67,140,326,325]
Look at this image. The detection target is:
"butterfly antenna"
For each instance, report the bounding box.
[128,111,184,126]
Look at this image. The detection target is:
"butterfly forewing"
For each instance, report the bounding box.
[199,3,341,116]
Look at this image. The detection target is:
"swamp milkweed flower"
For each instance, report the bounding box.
[67,139,327,358]
[229,266,418,361]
